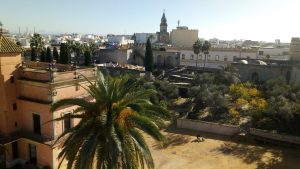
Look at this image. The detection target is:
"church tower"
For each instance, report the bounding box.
[158,12,169,44]
[160,13,168,33]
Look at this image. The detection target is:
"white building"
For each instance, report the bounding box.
[170,26,198,47]
[107,35,134,45]
[134,33,158,44]
[18,38,30,48]
[167,47,258,69]
[258,47,290,60]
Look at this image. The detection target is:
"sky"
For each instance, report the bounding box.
[0,0,299,42]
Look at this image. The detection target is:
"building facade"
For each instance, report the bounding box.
[167,47,258,69]
[290,37,300,61]
[0,34,96,169]
[170,26,198,48]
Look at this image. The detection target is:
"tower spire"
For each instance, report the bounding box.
[0,21,3,35]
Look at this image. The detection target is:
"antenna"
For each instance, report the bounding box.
[177,20,180,27]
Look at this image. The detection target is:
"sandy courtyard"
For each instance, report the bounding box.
[146,127,300,169]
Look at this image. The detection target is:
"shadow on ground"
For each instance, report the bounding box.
[154,132,191,149]
[162,123,300,169]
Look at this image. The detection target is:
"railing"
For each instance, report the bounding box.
[0,130,53,145]
[20,64,95,83]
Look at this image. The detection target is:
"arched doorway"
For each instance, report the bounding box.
[251,72,259,84]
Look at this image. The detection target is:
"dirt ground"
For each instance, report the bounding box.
[146,127,300,169]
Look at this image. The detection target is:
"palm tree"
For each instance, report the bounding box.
[50,73,170,169]
[193,40,202,68]
[201,41,211,71]
[71,42,83,64]
[30,33,45,57]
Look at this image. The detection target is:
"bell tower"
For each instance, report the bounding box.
[158,12,170,44]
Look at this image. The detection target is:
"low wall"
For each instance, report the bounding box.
[177,118,240,136]
[250,128,300,145]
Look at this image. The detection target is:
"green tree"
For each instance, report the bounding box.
[30,33,44,56]
[53,47,59,62]
[89,42,98,56]
[31,47,37,61]
[71,42,83,64]
[202,41,211,71]
[84,50,91,66]
[46,47,52,63]
[59,43,71,64]
[193,40,202,67]
[145,38,153,79]
[51,73,170,169]
[40,49,46,62]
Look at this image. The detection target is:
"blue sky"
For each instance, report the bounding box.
[1,0,299,42]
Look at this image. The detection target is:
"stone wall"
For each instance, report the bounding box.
[177,118,240,136]
[233,63,293,83]
[250,128,300,145]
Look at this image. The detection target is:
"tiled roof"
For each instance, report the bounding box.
[0,34,23,53]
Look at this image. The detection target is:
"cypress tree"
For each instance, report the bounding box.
[144,38,153,72]
[53,47,59,62]
[31,48,37,61]
[84,50,91,66]
[40,49,46,62]
[46,47,52,63]
[59,43,70,64]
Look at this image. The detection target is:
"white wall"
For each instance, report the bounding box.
[135,33,158,44]
[167,48,257,68]
[177,118,240,136]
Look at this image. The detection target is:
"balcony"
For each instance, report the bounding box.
[0,130,53,145]
[20,61,95,83]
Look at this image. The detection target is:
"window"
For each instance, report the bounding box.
[64,113,71,131]
[207,55,211,60]
[259,51,264,56]
[224,57,228,62]
[13,103,17,110]
[29,144,37,164]
[190,54,194,60]
[33,114,41,135]
[233,56,237,61]
[182,54,185,60]
[215,55,219,61]
[199,55,202,60]
[10,76,14,83]
[12,141,19,159]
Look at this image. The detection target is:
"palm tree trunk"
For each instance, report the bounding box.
[203,54,206,71]
[196,54,198,67]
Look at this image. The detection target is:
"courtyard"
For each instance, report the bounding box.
[147,126,300,169]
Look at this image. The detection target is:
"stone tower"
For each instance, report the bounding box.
[0,34,23,135]
[290,37,300,62]
[158,12,169,44]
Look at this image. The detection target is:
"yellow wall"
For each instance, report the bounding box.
[0,53,21,134]
[170,29,198,48]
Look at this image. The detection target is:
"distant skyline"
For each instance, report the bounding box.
[1,0,299,42]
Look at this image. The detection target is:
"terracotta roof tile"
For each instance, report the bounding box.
[0,34,24,53]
